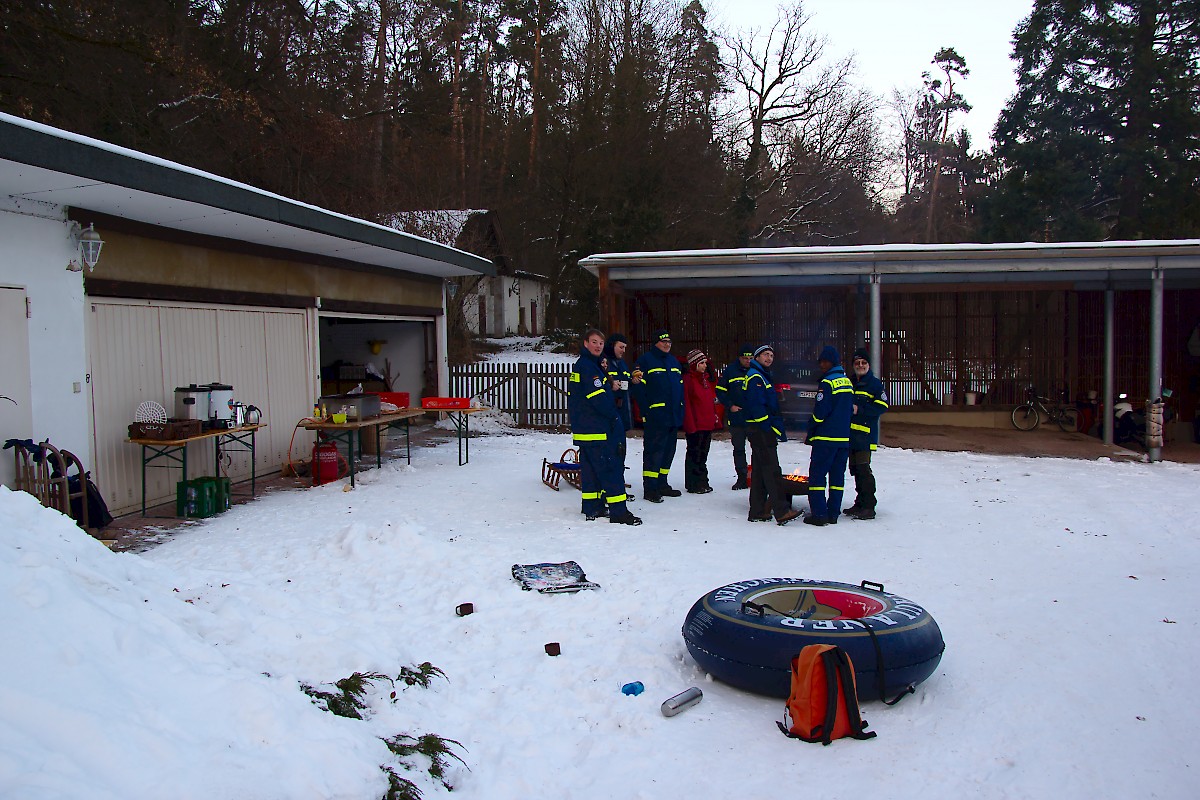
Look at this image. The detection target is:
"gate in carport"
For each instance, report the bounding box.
[87,299,315,515]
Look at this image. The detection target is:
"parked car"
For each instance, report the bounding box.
[631,363,817,430]
[772,361,820,431]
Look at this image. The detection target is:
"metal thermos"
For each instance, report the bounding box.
[661,687,703,717]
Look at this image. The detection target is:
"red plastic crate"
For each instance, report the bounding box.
[421,397,471,409]
[370,391,411,408]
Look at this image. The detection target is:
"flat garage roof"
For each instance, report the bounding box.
[580,241,1200,291]
[1,112,494,279]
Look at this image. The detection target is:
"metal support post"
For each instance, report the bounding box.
[1103,285,1114,446]
[1149,267,1164,462]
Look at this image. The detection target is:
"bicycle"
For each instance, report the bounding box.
[1011,388,1079,432]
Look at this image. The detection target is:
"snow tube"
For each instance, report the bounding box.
[682,578,944,700]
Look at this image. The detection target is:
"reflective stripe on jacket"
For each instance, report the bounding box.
[716,360,749,426]
[809,365,853,445]
[849,369,889,451]
[742,362,784,439]
[633,347,684,428]
[568,350,623,445]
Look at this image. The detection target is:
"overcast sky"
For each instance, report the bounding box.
[703,0,1036,149]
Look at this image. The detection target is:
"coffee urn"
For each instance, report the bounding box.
[207,383,235,428]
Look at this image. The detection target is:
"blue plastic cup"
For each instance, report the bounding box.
[621,681,645,696]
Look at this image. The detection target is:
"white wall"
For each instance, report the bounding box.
[0,205,92,473]
[465,276,547,337]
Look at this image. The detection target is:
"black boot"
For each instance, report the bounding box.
[609,511,643,526]
[660,486,682,497]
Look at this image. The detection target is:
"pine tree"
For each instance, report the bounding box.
[987,0,1200,240]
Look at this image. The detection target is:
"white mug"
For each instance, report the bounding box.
[620,380,630,391]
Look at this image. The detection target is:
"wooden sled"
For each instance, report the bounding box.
[541,448,582,491]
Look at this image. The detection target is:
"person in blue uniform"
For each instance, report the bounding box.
[717,344,754,490]
[804,345,854,526]
[568,329,642,526]
[603,332,636,498]
[633,328,684,503]
[845,348,889,520]
[742,345,802,525]
[603,333,634,435]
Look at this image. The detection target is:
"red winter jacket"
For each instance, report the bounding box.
[683,369,720,433]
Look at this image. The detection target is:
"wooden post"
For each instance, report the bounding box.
[518,362,529,428]
[598,266,610,331]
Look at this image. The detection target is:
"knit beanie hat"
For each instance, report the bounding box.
[686,349,707,367]
[753,344,774,359]
[819,345,841,365]
[852,347,870,364]
[738,344,755,358]
[651,328,671,342]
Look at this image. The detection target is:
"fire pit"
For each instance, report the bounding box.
[781,473,808,501]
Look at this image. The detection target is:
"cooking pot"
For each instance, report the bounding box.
[174,385,210,422]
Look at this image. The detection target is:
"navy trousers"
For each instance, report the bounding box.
[807,443,849,520]
[642,424,679,496]
[580,443,629,516]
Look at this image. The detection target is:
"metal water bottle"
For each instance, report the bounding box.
[661,687,703,717]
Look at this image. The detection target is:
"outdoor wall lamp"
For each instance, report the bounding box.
[66,222,104,272]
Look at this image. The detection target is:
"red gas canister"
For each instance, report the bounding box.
[312,439,341,486]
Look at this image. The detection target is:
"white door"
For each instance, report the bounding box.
[0,287,34,489]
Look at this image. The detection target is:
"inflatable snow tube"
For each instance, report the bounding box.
[682,578,944,700]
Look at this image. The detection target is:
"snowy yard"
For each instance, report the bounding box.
[3,425,1197,799]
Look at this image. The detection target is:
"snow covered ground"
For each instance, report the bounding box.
[4,419,1198,798]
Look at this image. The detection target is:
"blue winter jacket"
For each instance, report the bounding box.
[603,338,633,432]
[742,361,786,441]
[716,359,750,427]
[633,347,684,428]
[850,369,889,451]
[568,349,623,445]
[809,364,853,446]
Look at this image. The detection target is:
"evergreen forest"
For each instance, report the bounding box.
[3,0,1198,330]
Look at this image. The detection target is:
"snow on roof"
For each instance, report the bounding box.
[384,210,489,247]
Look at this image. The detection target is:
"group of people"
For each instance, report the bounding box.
[566,327,889,527]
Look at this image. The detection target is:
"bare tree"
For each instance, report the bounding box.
[722,0,853,244]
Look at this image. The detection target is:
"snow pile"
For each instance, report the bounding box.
[3,427,1198,799]
[0,487,408,800]
[480,336,574,364]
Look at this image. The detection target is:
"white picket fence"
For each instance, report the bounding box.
[449,362,572,427]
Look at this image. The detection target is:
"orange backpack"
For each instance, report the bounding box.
[777,644,876,745]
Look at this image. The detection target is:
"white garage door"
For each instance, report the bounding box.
[88,299,315,515]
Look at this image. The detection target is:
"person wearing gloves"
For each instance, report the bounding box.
[741,345,802,525]
[682,349,719,494]
[633,328,685,503]
[716,344,755,490]
[568,329,642,526]
[804,345,854,526]
[845,347,889,520]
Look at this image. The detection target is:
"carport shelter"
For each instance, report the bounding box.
[581,242,1200,461]
[1,112,493,515]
